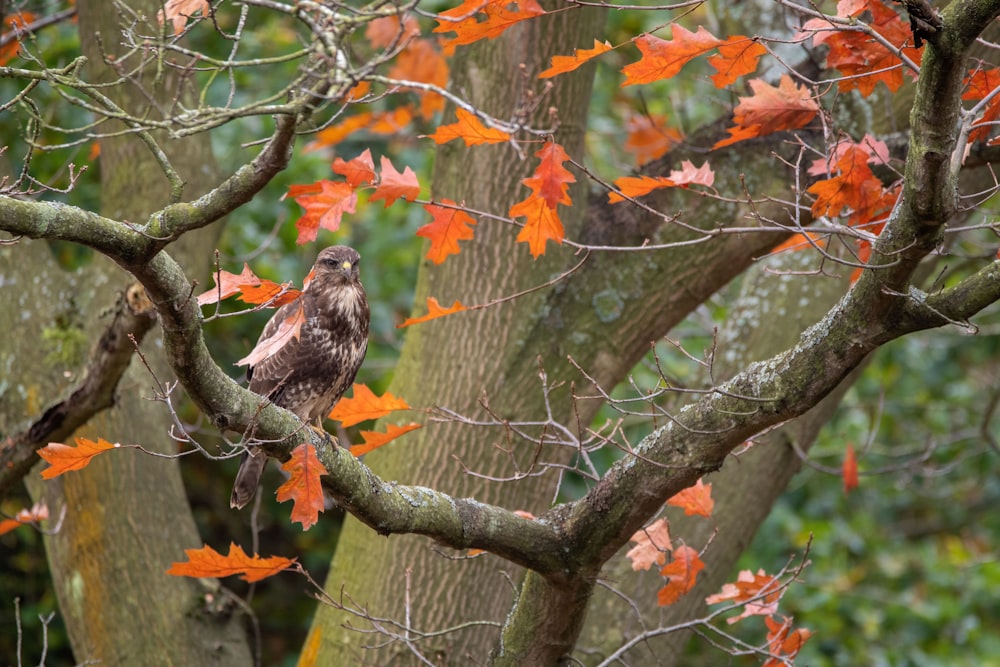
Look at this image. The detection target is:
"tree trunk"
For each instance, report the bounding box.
[11,3,253,664]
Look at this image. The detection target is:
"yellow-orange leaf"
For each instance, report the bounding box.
[37,437,118,479]
[510,195,565,258]
[167,542,295,583]
[426,108,510,146]
[328,384,411,427]
[397,297,467,328]
[626,518,672,571]
[417,200,478,264]
[370,156,420,208]
[666,477,714,517]
[236,301,306,367]
[276,444,328,531]
[350,423,422,457]
[622,26,722,86]
[657,545,705,606]
[713,74,819,149]
[434,0,545,48]
[332,149,376,188]
[539,39,612,78]
[708,36,767,88]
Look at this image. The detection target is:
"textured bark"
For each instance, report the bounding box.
[8,3,253,665]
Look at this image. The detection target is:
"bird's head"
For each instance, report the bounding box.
[311,245,361,286]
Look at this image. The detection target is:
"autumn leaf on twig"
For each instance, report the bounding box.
[167,542,295,583]
[37,437,118,479]
[276,444,328,531]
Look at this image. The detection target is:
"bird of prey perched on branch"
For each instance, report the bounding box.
[230,245,369,509]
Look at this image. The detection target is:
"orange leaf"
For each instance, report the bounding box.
[510,195,565,258]
[434,0,545,48]
[626,518,672,571]
[293,180,357,245]
[539,39,612,78]
[768,232,826,255]
[236,280,301,308]
[708,36,767,87]
[843,443,859,494]
[167,542,295,583]
[417,200,478,264]
[305,107,415,153]
[37,437,118,479]
[370,156,420,208]
[426,108,511,146]
[799,0,922,96]
[365,14,420,49]
[276,444,328,531]
[706,569,782,623]
[197,263,261,306]
[657,545,705,606]
[0,13,37,66]
[764,617,813,667]
[328,384,411,427]
[712,74,819,149]
[624,113,683,166]
[350,423,422,457]
[666,477,714,517]
[807,145,883,219]
[389,38,450,119]
[622,26,722,86]
[332,149,376,188]
[521,141,576,209]
[236,301,306,367]
[0,502,48,537]
[397,297,468,328]
[609,160,714,203]
[963,67,1000,144]
[156,0,209,35]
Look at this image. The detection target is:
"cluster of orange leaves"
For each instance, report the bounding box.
[626,478,811,664]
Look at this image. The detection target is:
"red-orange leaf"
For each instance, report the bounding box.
[305,107,415,152]
[708,36,767,87]
[167,542,295,583]
[622,26,722,86]
[37,437,118,479]
[397,297,468,328]
[417,200,478,264]
[236,301,306,367]
[539,39,613,78]
[426,108,511,146]
[657,545,705,606]
[713,74,819,149]
[706,569,782,623]
[764,617,813,667]
[236,280,301,308]
[807,145,883,219]
[156,0,209,35]
[276,444,328,531]
[510,195,565,258]
[332,149,376,188]
[365,14,420,50]
[328,384,411,427]
[0,13,37,66]
[843,443,859,494]
[610,160,714,203]
[434,0,545,49]
[624,113,683,166]
[293,180,357,245]
[768,231,826,255]
[963,67,1000,144]
[370,156,420,208]
[522,141,576,208]
[350,422,422,457]
[0,502,48,537]
[389,38,450,119]
[626,518,672,571]
[666,477,714,517]
[197,263,260,306]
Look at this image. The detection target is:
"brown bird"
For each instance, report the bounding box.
[230,245,369,509]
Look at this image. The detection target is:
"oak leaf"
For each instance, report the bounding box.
[708,36,767,87]
[666,477,715,517]
[37,437,118,479]
[539,39,613,78]
[657,545,705,606]
[197,263,260,306]
[508,141,575,257]
[305,107,415,153]
[365,14,421,49]
[609,160,714,203]
[293,180,358,245]
[235,281,301,308]
[332,149,376,188]
[0,12,36,66]
[807,145,883,220]
[963,67,1000,144]
[706,569,782,623]
[157,0,209,35]
[763,617,813,667]
[426,108,511,146]
[434,0,545,49]
[397,297,467,328]
[167,542,295,583]
[621,26,722,86]
[713,74,819,149]
[328,384,411,427]
[389,38,450,118]
[510,195,565,258]
[370,156,420,208]
[0,502,48,536]
[417,200,478,264]
[624,113,683,166]
[276,444,328,531]
[350,423,422,457]
[626,518,672,571]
